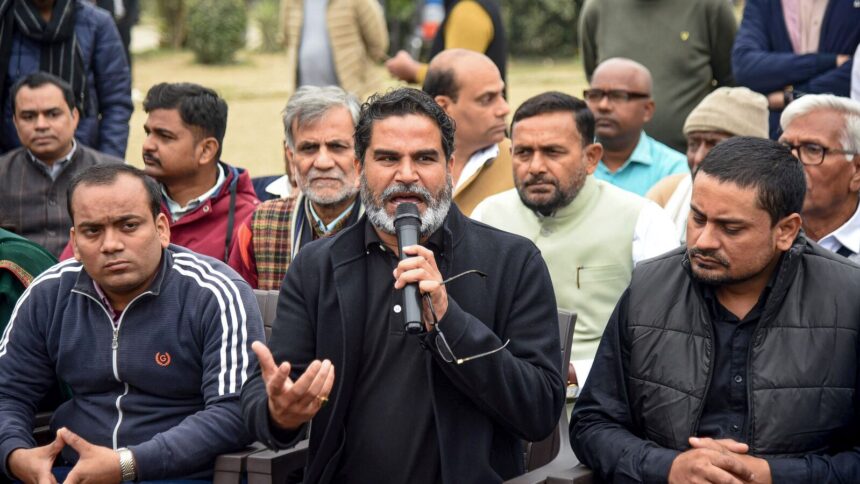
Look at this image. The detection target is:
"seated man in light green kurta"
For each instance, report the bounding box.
[472,91,678,385]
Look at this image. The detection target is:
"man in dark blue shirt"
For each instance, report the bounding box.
[571,137,860,483]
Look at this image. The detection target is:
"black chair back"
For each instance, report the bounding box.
[253,289,280,341]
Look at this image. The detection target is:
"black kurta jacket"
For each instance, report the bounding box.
[241,205,564,483]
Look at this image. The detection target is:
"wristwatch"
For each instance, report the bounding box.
[116,447,137,482]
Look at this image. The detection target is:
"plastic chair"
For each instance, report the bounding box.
[212,289,283,484]
[504,309,595,484]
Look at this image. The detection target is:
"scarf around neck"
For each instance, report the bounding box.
[0,0,88,118]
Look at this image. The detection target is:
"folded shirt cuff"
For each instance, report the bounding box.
[768,456,809,482]
[642,447,680,482]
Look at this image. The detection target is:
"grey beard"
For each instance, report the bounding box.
[296,171,359,206]
[302,186,359,206]
[360,174,453,237]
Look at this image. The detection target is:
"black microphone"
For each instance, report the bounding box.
[394,202,424,334]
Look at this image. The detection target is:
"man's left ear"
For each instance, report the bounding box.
[775,213,802,251]
[643,99,656,123]
[70,107,80,129]
[197,137,220,166]
[70,227,81,261]
[352,157,361,189]
[434,95,452,112]
[584,142,603,175]
[848,154,860,192]
[156,213,171,248]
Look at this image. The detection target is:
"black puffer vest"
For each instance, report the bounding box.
[626,237,860,456]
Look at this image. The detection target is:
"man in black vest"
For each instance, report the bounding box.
[571,137,860,483]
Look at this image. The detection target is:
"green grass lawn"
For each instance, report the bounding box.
[126,51,588,177]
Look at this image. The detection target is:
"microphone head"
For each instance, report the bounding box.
[394,202,421,229]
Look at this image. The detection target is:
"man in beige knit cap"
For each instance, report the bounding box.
[647,87,769,241]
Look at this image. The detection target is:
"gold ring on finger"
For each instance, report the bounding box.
[316,395,329,407]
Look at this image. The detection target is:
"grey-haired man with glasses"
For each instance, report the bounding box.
[241,87,564,483]
[779,94,860,262]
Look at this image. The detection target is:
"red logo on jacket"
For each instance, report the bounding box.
[155,352,171,367]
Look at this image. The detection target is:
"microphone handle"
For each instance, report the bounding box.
[397,223,424,334]
[402,284,424,334]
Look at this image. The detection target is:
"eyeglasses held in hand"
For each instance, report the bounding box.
[423,269,510,365]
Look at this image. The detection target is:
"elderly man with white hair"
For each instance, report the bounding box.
[779,94,860,262]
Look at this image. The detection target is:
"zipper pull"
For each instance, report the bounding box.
[112,330,119,350]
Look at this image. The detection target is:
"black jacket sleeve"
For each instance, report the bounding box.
[241,250,313,449]
[425,250,565,442]
[570,289,680,483]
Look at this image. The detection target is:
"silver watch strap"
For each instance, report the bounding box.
[116,447,137,482]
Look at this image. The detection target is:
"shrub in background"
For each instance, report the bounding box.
[187,0,248,64]
[504,0,582,58]
[384,0,419,56]
[254,0,280,53]
[155,0,187,49]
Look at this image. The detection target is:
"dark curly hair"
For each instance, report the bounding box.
[354,88,455,164]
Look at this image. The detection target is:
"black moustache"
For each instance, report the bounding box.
[688,248,729,266]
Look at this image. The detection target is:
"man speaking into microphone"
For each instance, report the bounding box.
[241,88,564,483]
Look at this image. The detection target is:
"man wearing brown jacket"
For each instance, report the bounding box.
[423,49,512,215]
[280,0,388,99]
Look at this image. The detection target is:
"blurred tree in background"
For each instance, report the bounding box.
[384,0,419,56]
[149,0,585,62]
[155,0,187,49]
[254,0,281,52]
[504,0,582,58]
[187,0,248,64]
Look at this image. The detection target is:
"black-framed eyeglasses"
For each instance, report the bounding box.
[779,141,858,166]
[422,269,510,365]
[583,89,650,104]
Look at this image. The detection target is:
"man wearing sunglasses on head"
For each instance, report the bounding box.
[779,94,860,262]
[584,58,689,197]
